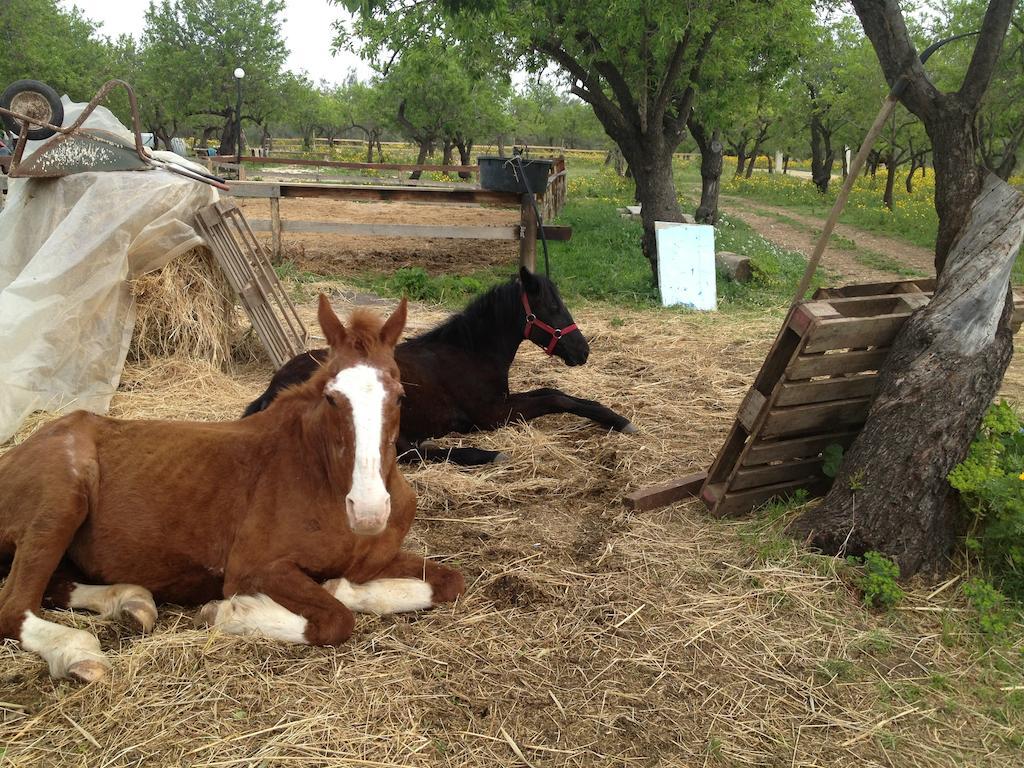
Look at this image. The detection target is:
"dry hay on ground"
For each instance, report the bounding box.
[1,289,1023,767]
[128,247,261,369]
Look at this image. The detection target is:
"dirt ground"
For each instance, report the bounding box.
[721,196,936,284]
[2,197,1023,766]
[236,197,520,276]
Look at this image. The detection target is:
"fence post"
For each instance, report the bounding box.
[519,194,537,272]
[269,197,282,264]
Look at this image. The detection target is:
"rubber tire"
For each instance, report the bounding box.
[0,80,64,141]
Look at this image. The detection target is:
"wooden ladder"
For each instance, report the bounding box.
[194,199,308,369]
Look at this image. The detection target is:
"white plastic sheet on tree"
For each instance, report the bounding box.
[0,99,218,443]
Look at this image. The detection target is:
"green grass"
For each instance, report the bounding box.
[353,159,822,313]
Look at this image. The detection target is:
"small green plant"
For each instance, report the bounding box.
[848,551,904,610]
[948,401,1024,601]
[962,578,1016,637]
[822,443,844,478]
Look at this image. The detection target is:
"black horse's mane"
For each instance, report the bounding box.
[410,277,526,352]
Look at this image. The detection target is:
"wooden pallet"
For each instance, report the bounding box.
[624,279,1024,517]
[194,199,308,369]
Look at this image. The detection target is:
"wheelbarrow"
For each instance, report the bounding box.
[0,79,229,190]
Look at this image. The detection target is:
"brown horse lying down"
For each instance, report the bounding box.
[0,297,463,681]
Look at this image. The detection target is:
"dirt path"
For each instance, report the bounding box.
[721,195,936,284]
[720,195,937,276]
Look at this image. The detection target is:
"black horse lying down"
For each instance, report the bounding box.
[243,267,636,465]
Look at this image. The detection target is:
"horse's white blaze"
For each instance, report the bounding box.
[68,583,158,632]
[19,610,108,680]
[325,363,390,534]
[325,577,433,615]
[204,594,308,644]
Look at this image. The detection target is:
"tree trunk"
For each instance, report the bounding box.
[733,146,747,177]
[791,176,1024,575]
[689,119,723,224]
[409,141,430,180]
[220,116,237,158]
[783,154,790,174]
[842,147,849,179]
[365,136,374,163]
[625,140,683,283]
[455,138,473,180]
[883,154,897,210]
[441,138,454,166]
[497,135,506,158]
[809,114,835,193]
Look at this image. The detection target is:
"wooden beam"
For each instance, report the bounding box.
[774,374,879,406]
[519,194,537,272]
[623,472,707,511]
[760,397,874,439]
[212,155,477,174]
[269,198,282,264]
[248,220,521,239]
[785,348,891,379]
[743,431,860,466]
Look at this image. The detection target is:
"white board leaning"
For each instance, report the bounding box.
[655,221,717,311]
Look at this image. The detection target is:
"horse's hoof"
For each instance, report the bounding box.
[491,452,511,464]
[122,599,158,633]
[68,659,109,683]
[195,601,222,628]
[418,440,440,451]
[619,422,638,434]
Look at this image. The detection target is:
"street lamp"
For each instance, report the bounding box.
[233,67,245,170]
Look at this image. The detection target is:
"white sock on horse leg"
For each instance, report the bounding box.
[68,583,158,632]
[199,594,308,644]
[323,578,433,615]
[19,610,109,681]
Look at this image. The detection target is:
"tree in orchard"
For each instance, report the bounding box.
[139,0,288,156]
[337,0,814,283]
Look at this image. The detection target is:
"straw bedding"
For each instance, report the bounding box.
[1,287,1023,767]
[128,247,258,370]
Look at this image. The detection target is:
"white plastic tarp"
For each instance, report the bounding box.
[0,99,218,443]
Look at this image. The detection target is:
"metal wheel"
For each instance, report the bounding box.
[0,80,64,141]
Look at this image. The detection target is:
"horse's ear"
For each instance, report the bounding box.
[318,294,347,349]
[519,265,539,293]
[379,297,407,348]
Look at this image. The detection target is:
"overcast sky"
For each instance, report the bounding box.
[61,0,374,85]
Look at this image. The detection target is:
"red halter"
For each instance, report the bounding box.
[521,289,580,355]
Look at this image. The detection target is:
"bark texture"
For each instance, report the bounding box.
[689,118,723,224]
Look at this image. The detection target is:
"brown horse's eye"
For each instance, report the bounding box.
[324,393,337,407]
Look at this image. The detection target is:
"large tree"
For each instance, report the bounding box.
[791,0,1023,577]
[139,0,288,154]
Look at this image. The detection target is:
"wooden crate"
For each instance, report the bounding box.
[624,279,1024,517]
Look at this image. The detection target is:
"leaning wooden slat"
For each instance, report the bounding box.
[730,457,826,491]
[744,430,859,465]
[775,374,879,406]
[760,397,873,439]
[802,314,910,354]
[785,348,891,379]
[812,278,936,298]
[711,476,833,518]
[623,472,707,511]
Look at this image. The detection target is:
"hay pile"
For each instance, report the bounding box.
[128,247,256,369]
[2,290,1023,767]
